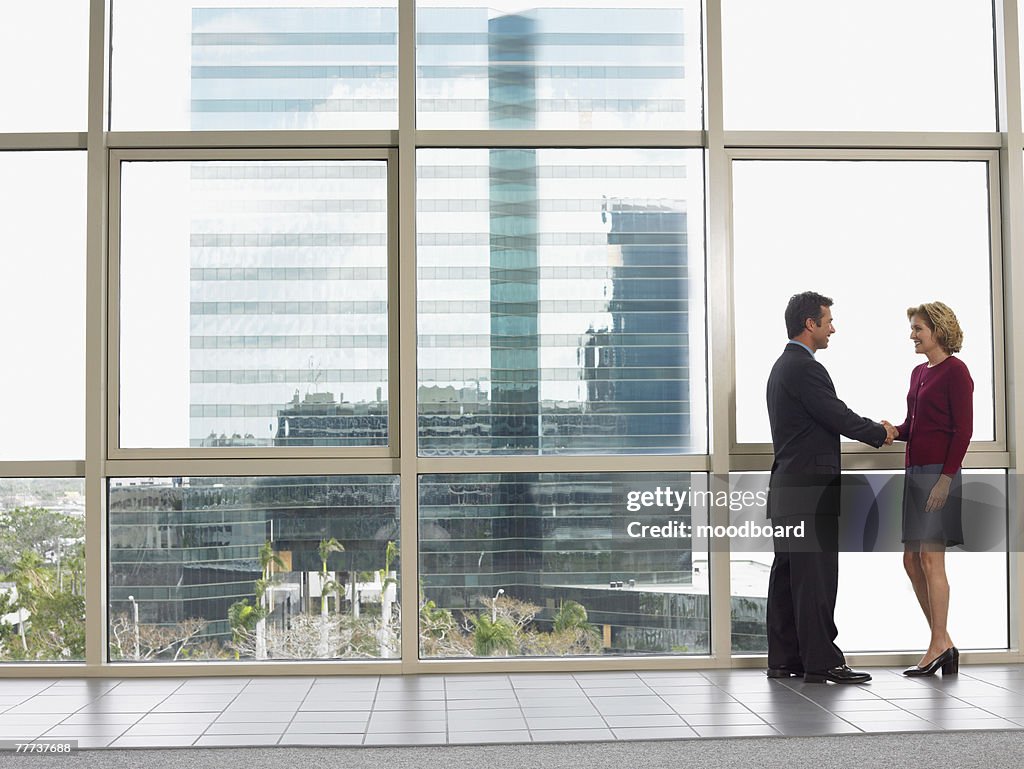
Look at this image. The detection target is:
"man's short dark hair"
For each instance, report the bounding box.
[785,291,833,339]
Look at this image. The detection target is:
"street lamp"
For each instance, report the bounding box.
[127,595,139,660]
[492,588,505,623]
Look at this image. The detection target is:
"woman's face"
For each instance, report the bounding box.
[910,314,942,358]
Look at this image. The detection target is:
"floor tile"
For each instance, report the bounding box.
[611,726,699,740]
[279,734,364,746]
[446,698,520,710]
[362,733,446,746]
[682,713,767,727]
[602,714,686,728]
[691,724,778,738]
[289,710,370,723]
[771,723,863,736]
[523,716,606,730]
[529,728,615,742]
[111,735,198,748]
[840,721,946,733]
[194,734,281,747]
[924,717,1022,730]
[72,737,117,748]
[5,696,94,713]
[43,724,132,738]
[583,686,657,698]
[449,730,532,744]
[285,720,368,734]
[216,710,299,722]
[59,713,142,726]
[592,697,674,716]
[203,722,289,735]
[521,705,600,718]
[119,723,208,737]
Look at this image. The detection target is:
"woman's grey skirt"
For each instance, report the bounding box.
[902,463,963,548]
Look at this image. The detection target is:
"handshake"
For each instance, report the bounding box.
[880,420,898,446]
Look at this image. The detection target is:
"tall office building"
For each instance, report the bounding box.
[110,5,710,655]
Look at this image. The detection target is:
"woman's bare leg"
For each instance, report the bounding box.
[919,544,954,666]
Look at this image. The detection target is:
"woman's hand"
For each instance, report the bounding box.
[925,474,953,513]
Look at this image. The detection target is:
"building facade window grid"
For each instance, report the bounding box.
[0,0,1021,671]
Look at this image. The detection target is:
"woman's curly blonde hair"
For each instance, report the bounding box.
[907,301,963,354]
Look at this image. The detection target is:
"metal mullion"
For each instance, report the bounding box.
[107,146,392,163]
[0,462,86,478]
[729,451,1013,474]
[397,0,420,673]
[414,129,706,149]
[106,130,399,150]
[83,0,110,670]
[104,458,400,479]
[723,131,1002,150]
[997,0,1024,657]
[0,133,88,151]
[415,455,711,475]
[726,147,1004,163]
[704,0,733,668]
[109,447,395,461]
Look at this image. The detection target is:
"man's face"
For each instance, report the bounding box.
[808,306,834,351]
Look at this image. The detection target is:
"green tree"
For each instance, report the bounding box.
[469,613,517,656]
[0,506,83,575]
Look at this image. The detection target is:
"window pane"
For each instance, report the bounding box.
[418,148,707,455]
[0,4,88,131]
[0,152,86,461]
[0,478,86,662]
[108,476,400,661]
[733,160,994,445]
[119,160,389,449]
[722,0,995,130]
[419,472,709,657]
[111,1,398,130]
[416,1,702,130]
[729,472,1009,654]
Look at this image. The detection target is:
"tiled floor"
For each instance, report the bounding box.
[0,666,1022,749]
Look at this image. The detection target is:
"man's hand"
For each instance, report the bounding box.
[880,420,898,446]
[926,474,952,513]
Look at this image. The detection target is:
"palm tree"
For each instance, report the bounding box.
[255,540,284,660]
[469,613,517,657]
[316,538,344,657]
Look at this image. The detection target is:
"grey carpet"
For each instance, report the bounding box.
[1,731,1022,769]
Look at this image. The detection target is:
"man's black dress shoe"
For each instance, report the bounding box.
[903,647,958,677]
[766,666,804,678]
[804,665,872,684]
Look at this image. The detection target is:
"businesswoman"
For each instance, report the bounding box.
[892,302,973,677]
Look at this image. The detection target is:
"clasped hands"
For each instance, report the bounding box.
[880,420,898,446]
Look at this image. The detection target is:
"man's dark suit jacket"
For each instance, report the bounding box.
[766,343,886,519]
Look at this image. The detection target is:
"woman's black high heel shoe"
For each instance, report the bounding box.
[903,647,959,677]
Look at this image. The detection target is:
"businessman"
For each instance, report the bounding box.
[765,291,896,684]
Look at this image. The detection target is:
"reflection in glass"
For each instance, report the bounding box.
[419,472,708,657]
[108,476,400,661]
[418,149,706,455]
[732,160,994,445]
[0,479,86,662]
[119,160,389,449]
[0,152,87,461]
[416,1,702,130]
[111,1,398,130]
